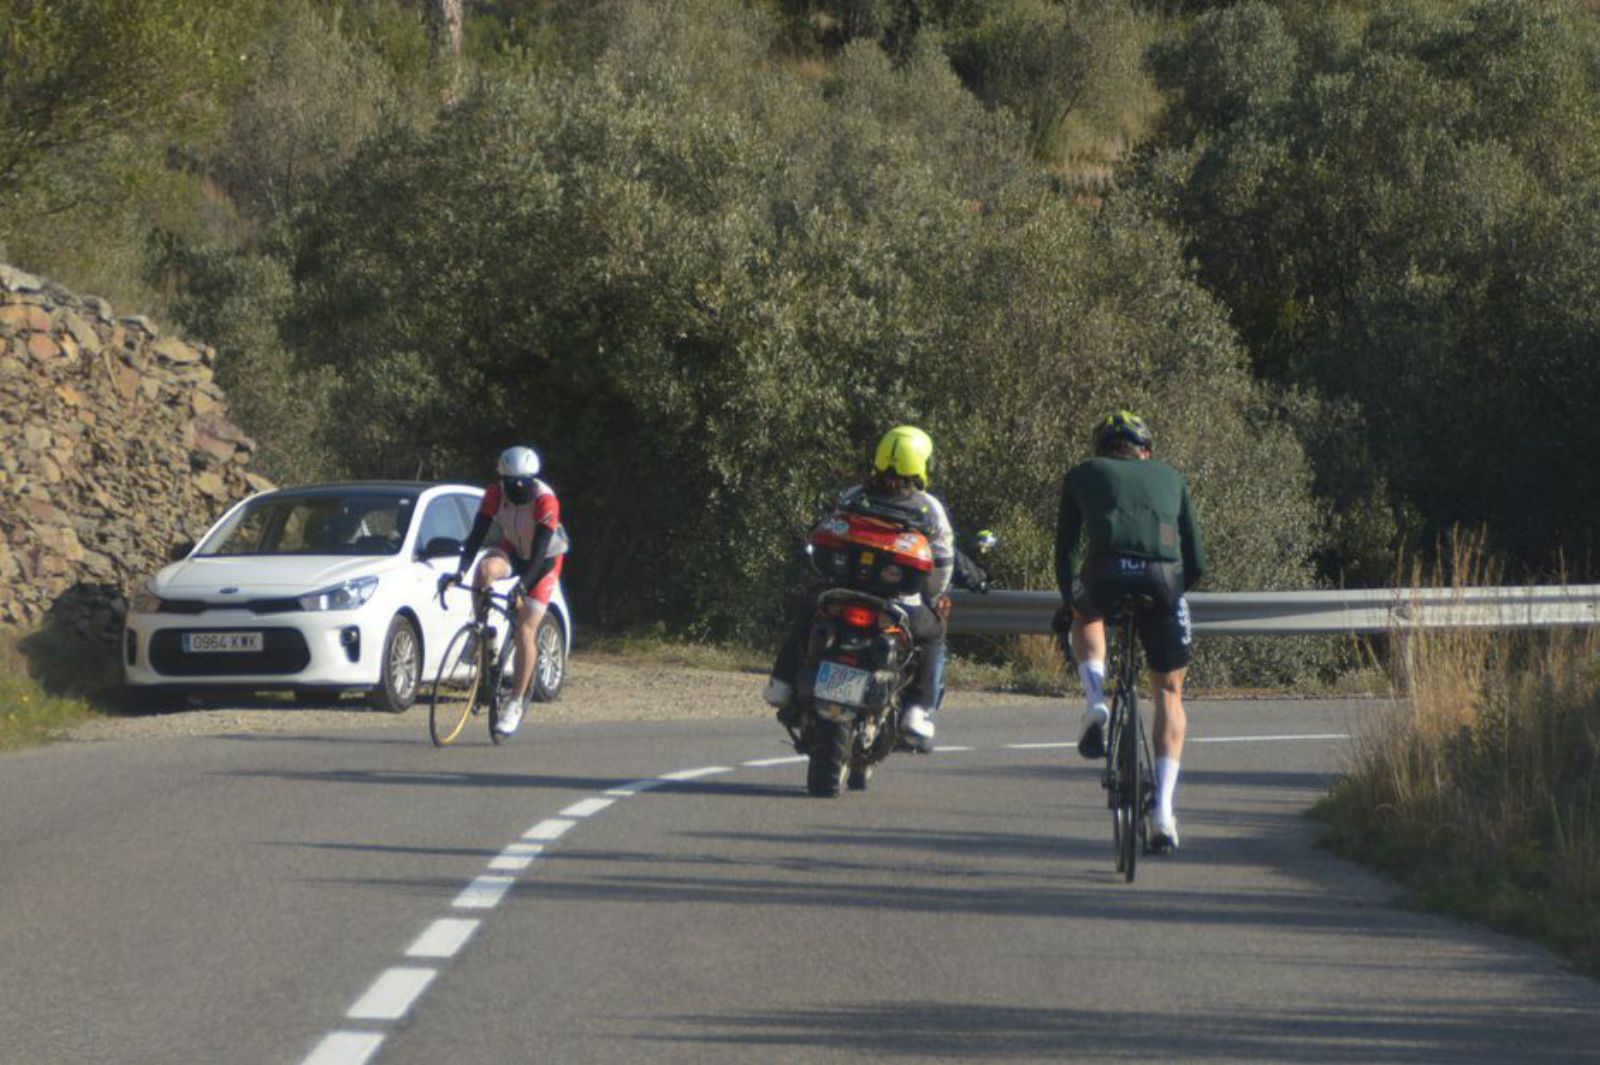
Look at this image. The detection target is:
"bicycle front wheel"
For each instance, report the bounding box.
[429,623,483,747]
[488,627,518,745]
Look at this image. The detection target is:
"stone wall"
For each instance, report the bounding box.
[0,263,271,640]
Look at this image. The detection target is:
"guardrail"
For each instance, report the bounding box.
[947,586,1600,637]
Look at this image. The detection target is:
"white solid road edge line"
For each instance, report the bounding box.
[660,766,733,781]
[560,797,616,818]
[604,779,665,796]
[489,842,546,872]
[346,967,437,1021]
[302,1031,385,1065]
[406,918,481,960]
[523,817,577,842]
[742,755,807,767]
[1194,733,1349,744]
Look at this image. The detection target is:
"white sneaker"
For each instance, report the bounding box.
[901,705,935,751]
[495,694,525,737]
[1077,702,1109,760]
[762,676,793,708]
[1149,813,1179,852]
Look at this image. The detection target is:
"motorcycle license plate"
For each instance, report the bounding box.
[183,631,263,653]
[814,660,870,708]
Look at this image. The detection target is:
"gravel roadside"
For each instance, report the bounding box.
[57,654,1064,744]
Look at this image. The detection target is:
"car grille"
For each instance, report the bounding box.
[148,628,312,676]
[157,597,302,615]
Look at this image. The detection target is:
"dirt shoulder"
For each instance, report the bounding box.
[57,654,1067,744]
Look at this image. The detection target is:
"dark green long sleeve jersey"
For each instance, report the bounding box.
[1054,455,1208,599]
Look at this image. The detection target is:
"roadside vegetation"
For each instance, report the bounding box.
[1315,546,1600,977]
[0,628,111,750]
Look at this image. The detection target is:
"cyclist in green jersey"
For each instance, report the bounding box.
[1054,411,1207,851]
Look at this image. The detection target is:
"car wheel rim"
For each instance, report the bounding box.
[391,625,419,702]
[537,623,563,690]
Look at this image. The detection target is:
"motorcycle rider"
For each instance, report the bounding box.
[1054,411,1206,851]
[764,425,955,752]
[439,445,569,739]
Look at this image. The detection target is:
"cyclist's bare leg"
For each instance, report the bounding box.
[1150,667,1187,760]
[1069,610,1108,710]
[1150,666,1187,831]
[510,596,547,702]
[474,553,511,591]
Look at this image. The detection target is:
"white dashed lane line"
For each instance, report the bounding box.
[405,918,480,960]
[346,967,437,1021]
[298,735,1349,1063]
[303,1030,385,1065]
[453,875,515,910]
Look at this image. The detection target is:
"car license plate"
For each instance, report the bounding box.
[814,660,870,708]
[183,632,263,653]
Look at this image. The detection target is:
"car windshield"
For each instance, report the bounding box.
[198,492,417,557]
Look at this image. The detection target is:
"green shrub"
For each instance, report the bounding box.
[168,0,1331,686]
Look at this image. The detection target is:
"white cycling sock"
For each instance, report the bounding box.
[1078,660,1106,711]
[1155,757,1180,821]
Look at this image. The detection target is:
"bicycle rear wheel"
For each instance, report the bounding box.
[429,623,483,747]
[1118,687,1141,882]
[1107,698,1129,873]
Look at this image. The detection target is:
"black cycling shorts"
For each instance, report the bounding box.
[1071,556,1194,673]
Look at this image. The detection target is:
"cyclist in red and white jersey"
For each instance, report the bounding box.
[441,445,569,738]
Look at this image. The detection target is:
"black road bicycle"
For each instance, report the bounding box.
[1103,594,1161,882]
[428,587,520,747]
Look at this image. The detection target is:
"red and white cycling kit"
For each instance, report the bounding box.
[471,479,569,606]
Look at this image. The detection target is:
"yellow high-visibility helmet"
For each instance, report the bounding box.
[873,425,934,487]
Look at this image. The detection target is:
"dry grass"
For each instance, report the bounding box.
[1316,536,1600,976]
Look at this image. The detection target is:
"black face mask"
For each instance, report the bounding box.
[502,476,535,505]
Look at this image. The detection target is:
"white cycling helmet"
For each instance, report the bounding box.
[497,445,541,478]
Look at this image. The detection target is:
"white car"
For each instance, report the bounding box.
[122,481,571,711]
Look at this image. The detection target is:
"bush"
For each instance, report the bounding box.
[166,0,1331,685]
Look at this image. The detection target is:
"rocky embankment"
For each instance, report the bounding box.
[0,263,268,640]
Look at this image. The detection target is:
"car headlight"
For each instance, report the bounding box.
[129,586,162,615]
[297,576,379,612]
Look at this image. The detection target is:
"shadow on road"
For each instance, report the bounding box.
[641,998,1600,1062]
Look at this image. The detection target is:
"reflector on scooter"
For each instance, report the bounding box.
[840,605,878,629]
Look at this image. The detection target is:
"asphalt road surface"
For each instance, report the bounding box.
[2,698,1597,1064]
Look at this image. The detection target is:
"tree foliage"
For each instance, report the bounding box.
[181,0,1325,683]
[0,0,261,222]
[1140,0,1600,579]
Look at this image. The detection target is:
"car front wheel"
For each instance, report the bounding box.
[370,615,421,713]
[529,614,565,702]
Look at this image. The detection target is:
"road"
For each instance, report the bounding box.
[1,698,1596,1064]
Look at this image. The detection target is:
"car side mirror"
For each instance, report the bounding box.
[421,536,463,561]
[168,540,196,562]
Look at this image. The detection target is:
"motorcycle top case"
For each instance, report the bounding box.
[807,511,933,597]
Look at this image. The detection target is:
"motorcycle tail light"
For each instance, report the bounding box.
[840,605,878,629]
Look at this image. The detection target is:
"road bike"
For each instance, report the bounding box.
[1103,594,1160,882]
[428,586,519,747]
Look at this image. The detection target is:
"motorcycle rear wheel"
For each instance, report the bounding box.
[806,719,852,798]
